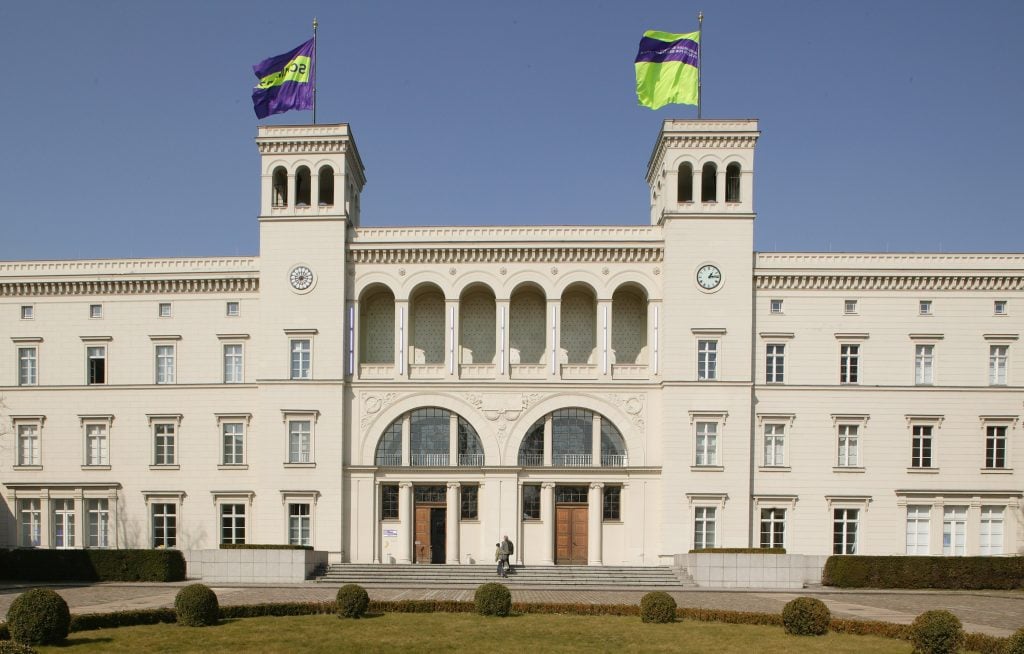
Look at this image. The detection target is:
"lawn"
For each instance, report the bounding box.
[35,613,913,653]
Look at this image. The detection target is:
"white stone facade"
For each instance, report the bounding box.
[1,120,1020,566]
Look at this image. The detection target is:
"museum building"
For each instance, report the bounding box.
[1,119,1021,566]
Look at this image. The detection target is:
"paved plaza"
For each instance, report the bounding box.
[0,582,1020,637]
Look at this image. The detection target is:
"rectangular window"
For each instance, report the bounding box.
[942,506,967,556]
[152,503,177,548]
[985,425,1007,469]
[53,498,76,549]
[695,421,718,466]
[905,505,930,555]
[226,301,240,317]
[220,504,246,545]
[460,485,479,520]
[290,339,311,380]
[915,344,934,385]
[765,344,784,383]
[222,422,245,465]
[19,499,41,547]
[153,423,176,466]
[919,300,932,315]
[522,485,541,520]
[288,420,311,463]
[837,424,859,467]
[994,300,1007,315]
[17,424,40,466]
[89,303,103,319]
[697,340,717,380]
[760,508,785,549]
[989,345,1008,385]
[20,305,34,320]
[603,486,621,521]
[288,503,311,546]
[155,345,175,384]
[770,299,783,314]
[833,508,858,554]
[763,424,785,467]
[380,485,399,520]
[17,346,37,386]
[693,507,716,549]
[844,299,858,314]
[158,302,172,318]
[87,346,106,384]
[87,499,110,548]
[223,344,243,383]
[840,344,859,384]
[85,424,109,466]
[911,425,933,468]
[979,506,1004,555]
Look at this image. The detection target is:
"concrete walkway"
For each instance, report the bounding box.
[0,582,1020,637]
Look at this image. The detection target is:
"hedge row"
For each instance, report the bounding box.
[822,555,1024,590]
[0,549,185,582]
[688,548,787,554]
[218,544,312,551]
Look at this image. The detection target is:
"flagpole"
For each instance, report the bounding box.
[697,11,703,119]
[312,17,319,124]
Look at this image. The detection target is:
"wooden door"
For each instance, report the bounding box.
[555,505,588,564]
[414,505,431,564]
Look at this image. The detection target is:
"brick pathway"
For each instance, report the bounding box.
[0,582,1020,637]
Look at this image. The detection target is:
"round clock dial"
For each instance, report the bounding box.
[289,265,314,291]
[696,264,722,290]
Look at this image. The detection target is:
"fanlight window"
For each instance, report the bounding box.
[518,408,627,467]
[375,408,483,467]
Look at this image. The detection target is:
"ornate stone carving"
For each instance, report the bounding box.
[360,392,400,430]
[551,267,559,275]
[607,394,646,433]
[449,267,457,276]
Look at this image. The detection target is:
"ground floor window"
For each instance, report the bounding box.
[380,485,399,520]
[460,485,478,520]
[288,503,311,546]
[152,503,177,548]
[693,507,716,549]
[87,499,110,548]
[52,499,75,549]
[833,508,858,554]
[522,485,540,520]
[603,486,621,521]
[979,506,1004,555]
[942,506,967,556]
[19,499,41,547]
[759,508,785,549]
[220,504,246,544]
[905,505,930,555]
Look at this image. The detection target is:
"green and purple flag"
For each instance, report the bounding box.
[252,38,315,119]
[635,30,700,109]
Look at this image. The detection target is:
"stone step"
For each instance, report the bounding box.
[316,564,695,589]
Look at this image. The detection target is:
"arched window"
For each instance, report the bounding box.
[517,408,627,467]
[725,163,741,203]
[296,166,312,207]
[701,163,717,203]
[677,162,694,203]
[374,408,483,467]
[318,165,334,206]
[271,167,288,207]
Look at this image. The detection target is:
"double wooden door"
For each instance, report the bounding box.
[555,505,588,564]
[414,505,446,564]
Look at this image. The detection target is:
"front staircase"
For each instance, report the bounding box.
[317,563,694,590]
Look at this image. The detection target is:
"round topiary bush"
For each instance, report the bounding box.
[174,583,220,627]
[1005,627,1024,654]
[336,583,370,619]
[6,588,70,645]
[910,610,964,654]
[474,582,512,617]
[781,596,830,636]
[640,591,677,624]
[0,641,38,654]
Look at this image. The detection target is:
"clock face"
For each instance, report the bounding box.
[289,265,314,291]
[696,264,722,290]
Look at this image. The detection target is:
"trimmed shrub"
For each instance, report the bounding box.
[1005,628,1024,654]
[0,642,37,654]
[474,583,511,617]
[822,555,1024,590]
[335,584,370,619]
[910,610,964,654]
[6,588,70,645]
[0,549,185,582]
[639,591,677,624]
[688,547,787,554]
[174,584,219,627]
[781,597,830,636]
[219,544,312,550]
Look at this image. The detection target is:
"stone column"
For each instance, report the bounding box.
[39,493,51,549]
[398,482,413,564]
[716,167,727,204]
[543,415,553,467]
[446,482,461,564]
[448,412,458,467]
[588,482,604,565]
[401,415,411,467]
[591,413,602,467]
[540,482,556,565]
[372,481,381,563]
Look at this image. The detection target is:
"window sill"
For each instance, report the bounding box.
[602,520,624,525]
[284,462,316,469]
[149,464,180,471]
[832,466,865,473]
[906,467,939,474]
[218,464,249,471]
[691,465,724,472]
[81,465,111,471]
[758,466,791,473]
[980,468,1013,474]
[13,465,43,471]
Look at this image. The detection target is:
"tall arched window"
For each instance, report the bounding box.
[296,166,312,206]
[677,162,694,203]
[725,163,741,203]
[517,408,627,467]
[271,167,288,207]
[701,163,717,203]
[318,165,335,206]
[374,408,483,467]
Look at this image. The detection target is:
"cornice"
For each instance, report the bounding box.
[0,276,258,298]
[0,257,258,276]
[755,273,1024,292]
[348,245,663,265]
[351,225,661,243]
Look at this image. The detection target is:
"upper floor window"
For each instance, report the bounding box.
[766,344,784,383]
[844,299,858,315]
[222,421,246,466]
[985,425,1007,469]
[290,339,311,379]
[677,162,693,203]
[84,422,109,466]
[158,302,172,318]
[155,344,176,384]
[18,346,38,386]
[697,339,718,381]
[837,424,859,467]
[911,425,933,468]
[224,343,244,383]
[16,422,41,467]
[725,163,741,202]
[87,345,107,385]
[374,408,484,467]
[89,304,103,319]
[919,300,932,316]
[700,163,717,202]
[994,300,1008,316]
[695,421,718,466]
[914,344,934,385]
[989,345,1008,385]
[153,421,177,466]
[763,424,785,467]
[840,344,859,384]
[226,301,240,317]
[770,299,783,314]
[517,408,627,467]
[288,419,312,464]
[20,305,34,320]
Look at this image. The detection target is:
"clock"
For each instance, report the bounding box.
[289,265,314,291]
[696,264,722,290]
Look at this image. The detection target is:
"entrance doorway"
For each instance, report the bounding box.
[413,485,447,564]
[554,485,588,564]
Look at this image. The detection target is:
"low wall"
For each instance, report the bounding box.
[184,549,328,583]
[675,553,828,589]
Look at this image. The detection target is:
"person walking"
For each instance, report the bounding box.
[494,542,504,577]
[499,535,514,577]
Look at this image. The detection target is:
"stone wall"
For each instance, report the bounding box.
[184,549,328,583]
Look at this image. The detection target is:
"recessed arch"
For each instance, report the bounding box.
[612,284,648,365]
[271,166,288,207]
[296,165,312,206]
[372,406,485,467]
[360,284,395,365]
[701,162,718,202]
[459,283,496,365]
[516,407,628,467]
[318,165,335,206]
[725,162,741,203]
[677,162,694,203]
[410,283,445,365]
[509,282,546,365]
[560,283,597,365]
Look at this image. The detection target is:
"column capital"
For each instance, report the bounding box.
[446,481,461,490]
[399,481,413,489]
[541,482,556,490]
[590,482,605,490]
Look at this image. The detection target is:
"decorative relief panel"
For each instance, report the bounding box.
[359,392,401,431]
[464,392,550,446]
[607,394,646,433]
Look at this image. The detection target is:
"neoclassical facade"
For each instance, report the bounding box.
[1,120,1021,566]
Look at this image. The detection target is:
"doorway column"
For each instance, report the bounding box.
[397,482,413,564]
[588,482,604,565]
[446,482,461,564]
[540,482,555,565]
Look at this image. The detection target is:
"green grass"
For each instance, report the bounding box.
[36,613,913,653]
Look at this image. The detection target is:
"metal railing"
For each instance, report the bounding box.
[459,453,485,467]
[601,454,628,467]
[554,453,592,467]
[518,454,543,467]
[375,454,402,467]
[410,453,449,467]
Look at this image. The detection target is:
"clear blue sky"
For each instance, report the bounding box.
[1,1,1022,260]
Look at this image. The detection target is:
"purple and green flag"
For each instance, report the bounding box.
[252,38,315,119]
[635,30,700,109]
